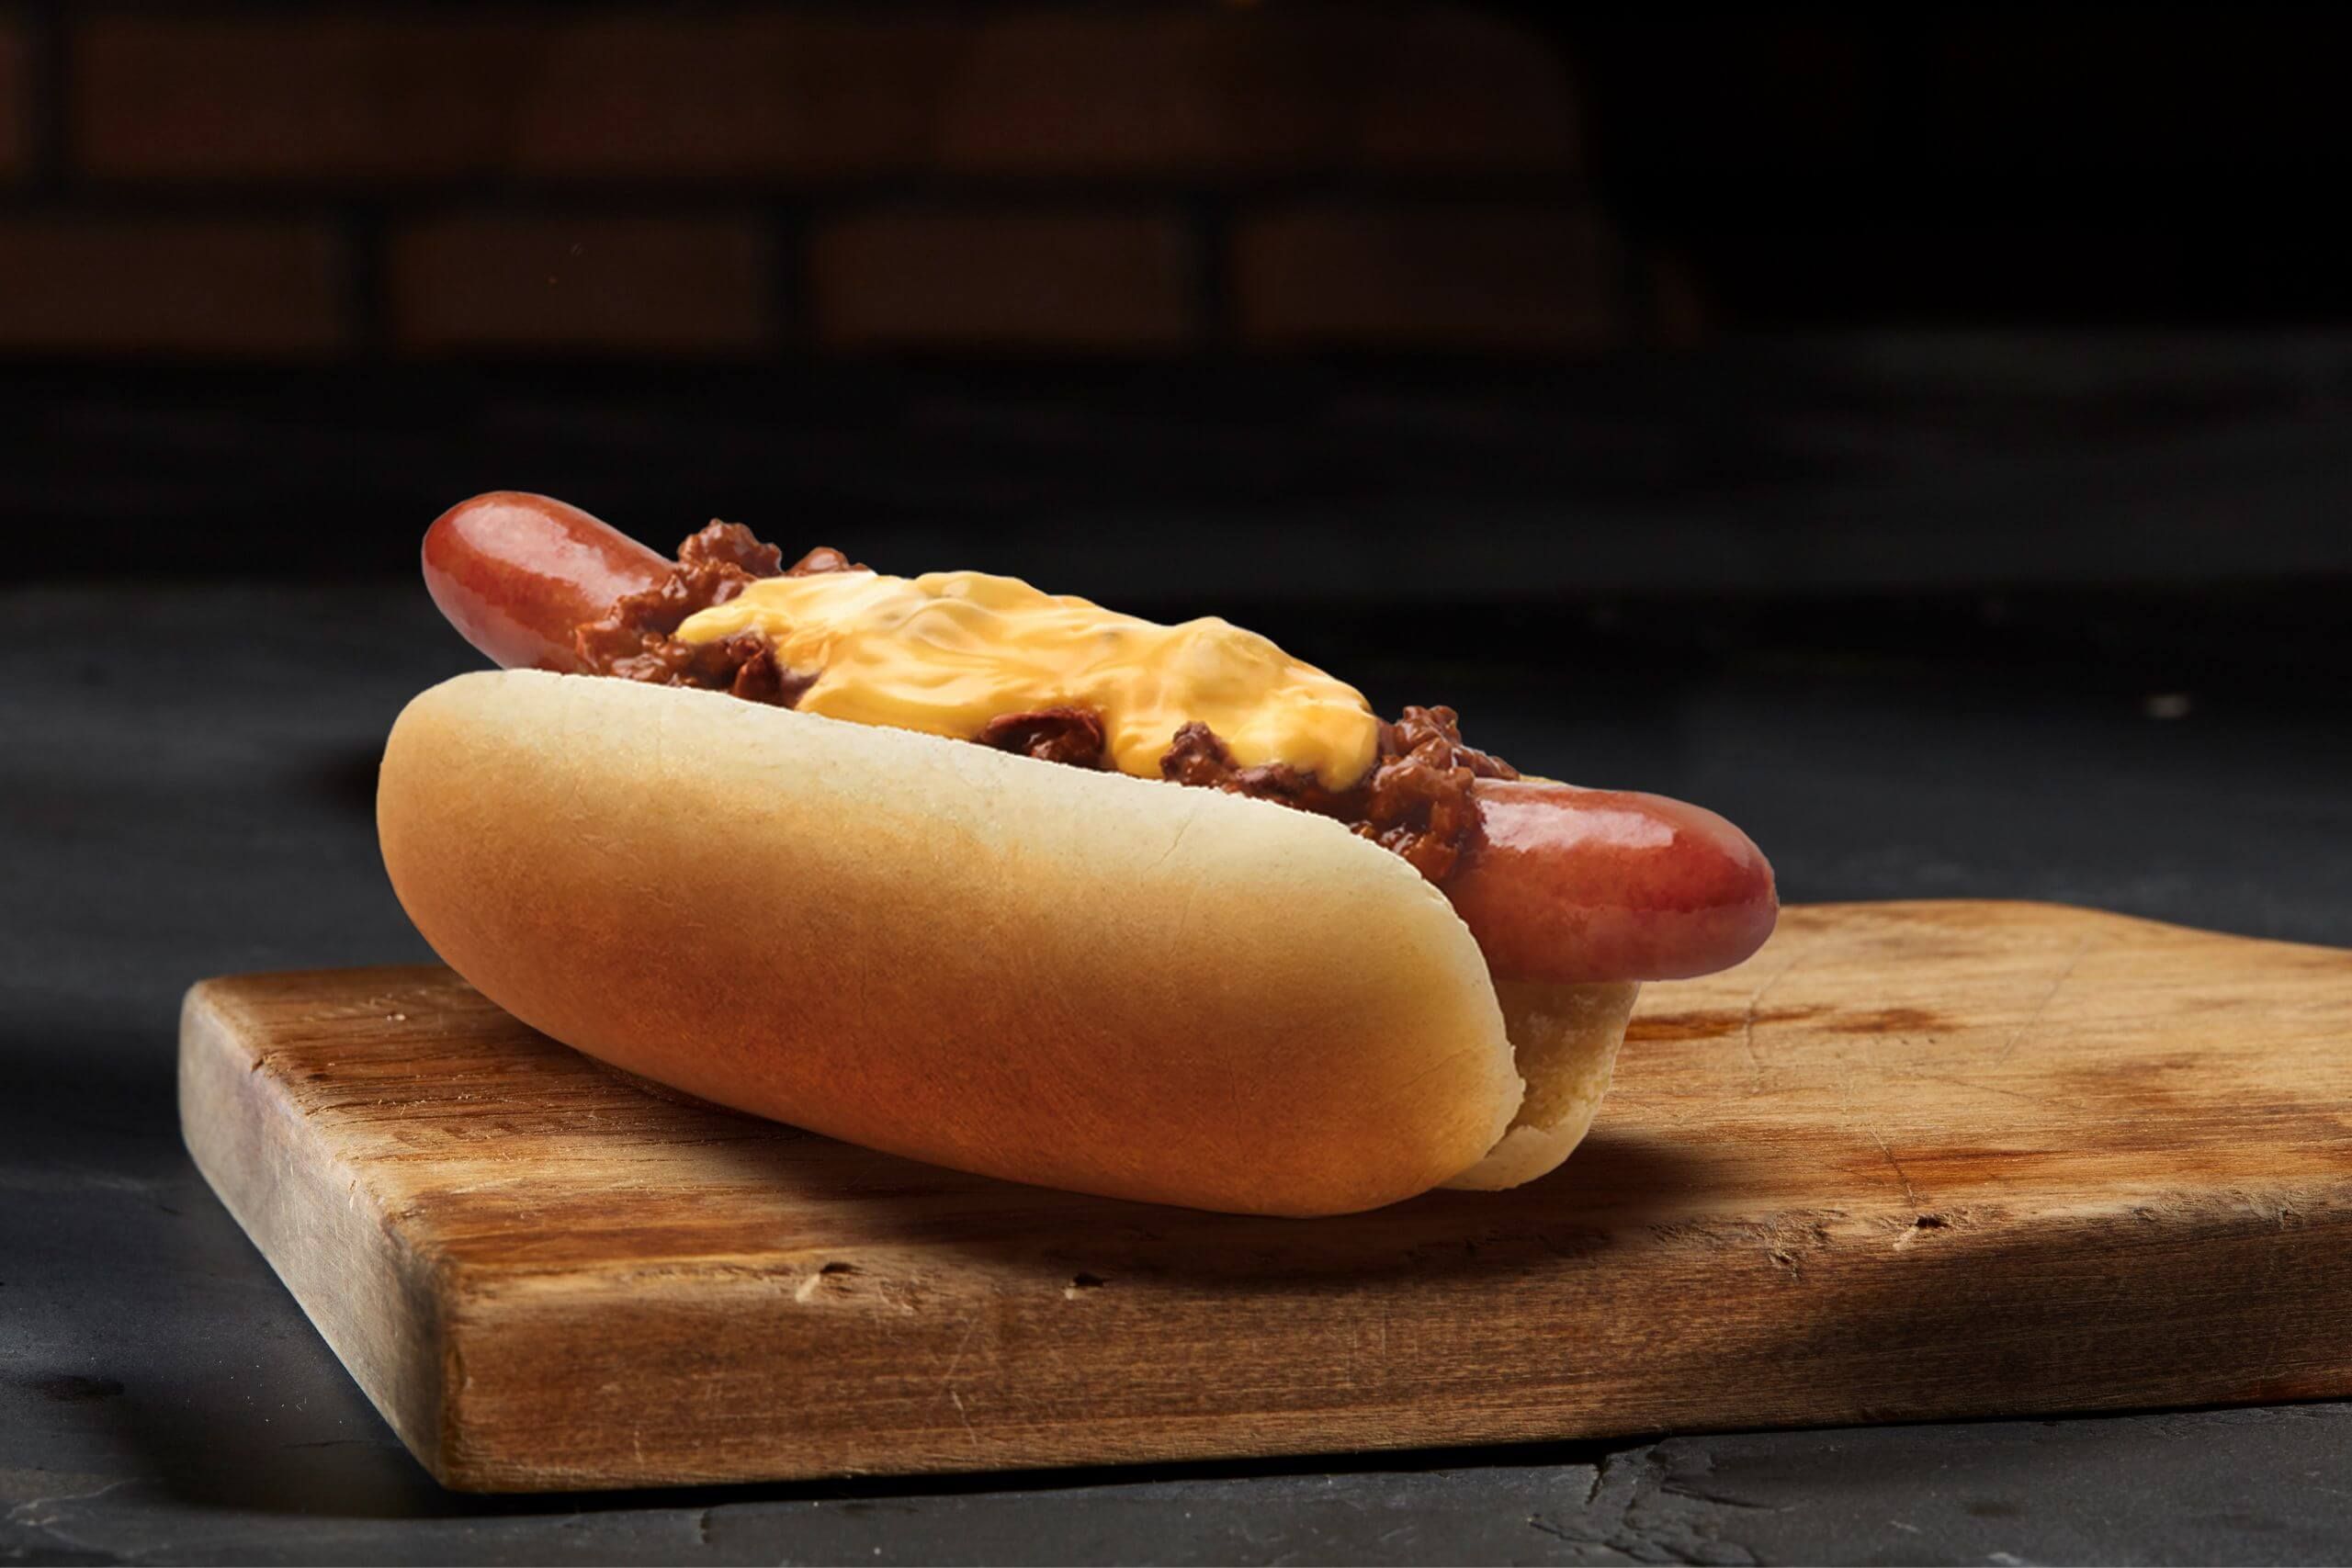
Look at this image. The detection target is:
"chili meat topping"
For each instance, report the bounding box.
[1161,706,1515,881]
[571,527,1514,881]
[974,706,1111,769]
[571,525,858,705]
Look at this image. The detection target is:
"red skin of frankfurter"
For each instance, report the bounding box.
[421,491,1778,985]
[1451,783,1777,983]
[422,491,670,672]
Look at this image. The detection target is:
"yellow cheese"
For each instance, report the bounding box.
[673,569,1380,789]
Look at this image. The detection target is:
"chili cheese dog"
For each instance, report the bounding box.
[380,491,1778,1214]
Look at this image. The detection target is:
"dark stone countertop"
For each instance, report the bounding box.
[5,582,2350,1565]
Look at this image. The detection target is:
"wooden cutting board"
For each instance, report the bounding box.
[179,900,2352,1493]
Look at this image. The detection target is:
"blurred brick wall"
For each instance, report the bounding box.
[0,4,1616,360]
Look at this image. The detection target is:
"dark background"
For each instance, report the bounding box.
[6,6,2352,1564]
[3,3,2349,603]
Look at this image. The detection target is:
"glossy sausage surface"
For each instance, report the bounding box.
[417,491,1778,984]
[1453,781,1777,983]
[423,491,669,672]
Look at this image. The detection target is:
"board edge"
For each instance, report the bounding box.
[177,976,462,1488]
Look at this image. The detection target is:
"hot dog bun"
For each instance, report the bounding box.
[377,670,1638,1216]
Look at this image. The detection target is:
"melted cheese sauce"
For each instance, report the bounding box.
[673,569,1380,788]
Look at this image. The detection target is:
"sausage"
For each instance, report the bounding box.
[423,491,669,673]
[1450,781,1778,982]
[419,491,1778,985]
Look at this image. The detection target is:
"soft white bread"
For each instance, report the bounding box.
[377,671,1634,1216]
[1442,980,1638,1190]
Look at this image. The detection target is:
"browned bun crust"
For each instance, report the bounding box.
[377,671,1632,1216]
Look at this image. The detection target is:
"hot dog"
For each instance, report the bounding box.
[419,491,1775,985]
[380,491,1778,1214]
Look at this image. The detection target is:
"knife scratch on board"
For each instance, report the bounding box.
[1737,952,1808,1091]
[1991,937,2094,1068]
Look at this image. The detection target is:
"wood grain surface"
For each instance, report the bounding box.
[178,900,2352,1493]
